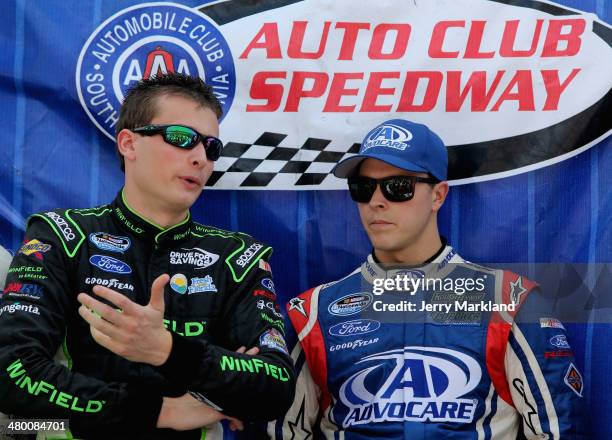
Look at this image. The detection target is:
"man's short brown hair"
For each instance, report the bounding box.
[115,73,223,171]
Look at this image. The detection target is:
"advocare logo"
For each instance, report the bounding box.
[339,347,482,427]
[362,123,413,151]
[76,2,236,140]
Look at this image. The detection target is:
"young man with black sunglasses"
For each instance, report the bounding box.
[270,119,587,439]
[0,73,295,439]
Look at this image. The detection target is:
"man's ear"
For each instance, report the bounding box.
[432,181,449,212]
[117,129,137,164]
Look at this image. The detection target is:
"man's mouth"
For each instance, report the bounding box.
[179,176,203,188]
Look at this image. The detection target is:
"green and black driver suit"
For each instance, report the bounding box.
[0,191,295,439]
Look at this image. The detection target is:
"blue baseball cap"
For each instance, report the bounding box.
[332,119,448,181]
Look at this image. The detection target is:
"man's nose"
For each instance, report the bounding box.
[368,184,387,209]
[190,142,211,167]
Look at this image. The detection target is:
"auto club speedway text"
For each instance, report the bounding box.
[241,18,585,113]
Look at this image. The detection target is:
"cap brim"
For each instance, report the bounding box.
[332,153,429,178]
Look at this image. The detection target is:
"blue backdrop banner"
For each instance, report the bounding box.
[0,0,610,437]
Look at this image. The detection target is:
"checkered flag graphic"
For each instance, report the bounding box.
[206,132,360,188]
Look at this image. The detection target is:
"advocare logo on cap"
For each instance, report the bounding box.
[362,123,413,152]
[76,2,236,140]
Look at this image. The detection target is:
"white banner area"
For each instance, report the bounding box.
[76,0,611,189]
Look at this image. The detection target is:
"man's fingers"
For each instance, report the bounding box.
[228,418,244,431]
[89,327,127,358]
[92,285,136,314]
[78,305,124,341]
[89,326,114,348]
[77,293,123,326]
[149,274,170,312]
[236,346,259,355]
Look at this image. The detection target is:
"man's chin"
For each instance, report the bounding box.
[168,191,200,212]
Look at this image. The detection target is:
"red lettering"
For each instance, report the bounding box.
[335,22,370,60]
[397,71,442,112]
[544,350,572,359]
[4,283,22,293]
[246,72,286,112]
[287,21,332,59]
[464,21,495,58]
[542,19,585,57]
[284,72,329,112]
[323,73,364,112]
[429,21,464,58]
[500,19,544,57]
[491,70,535,111]
[360,72,400,112]
[368,24,411,59]
[239,23,282,59]
[541,68,581,111]
[446,71,505,112]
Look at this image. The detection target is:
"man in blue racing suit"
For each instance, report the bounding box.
[269,119,588,439]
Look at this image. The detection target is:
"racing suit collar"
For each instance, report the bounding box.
[371,237,448,265]
[111,190,193,245]
[361,241,461,284]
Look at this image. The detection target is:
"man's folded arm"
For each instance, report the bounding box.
[0,219,163,436]
[155,249,296,421]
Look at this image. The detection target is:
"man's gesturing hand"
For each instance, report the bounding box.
[77,274,172,366]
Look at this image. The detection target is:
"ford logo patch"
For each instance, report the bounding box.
[329,319,381,337]
[89,255,132,274]
[550,334,570,349]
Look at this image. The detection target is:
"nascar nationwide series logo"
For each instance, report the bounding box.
[76,2,236,140]
[339,347,482,427]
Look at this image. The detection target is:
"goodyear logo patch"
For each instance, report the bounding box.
[76,2,236,139]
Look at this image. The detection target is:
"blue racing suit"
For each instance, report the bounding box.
[269,245,588,439]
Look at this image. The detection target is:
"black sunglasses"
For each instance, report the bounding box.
[132,124,223,161]
[348,175,439,203]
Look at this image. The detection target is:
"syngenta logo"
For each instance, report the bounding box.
[339,347,482,427]
[0,303,40,316]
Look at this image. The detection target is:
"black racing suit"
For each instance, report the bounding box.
[0,191,295,439]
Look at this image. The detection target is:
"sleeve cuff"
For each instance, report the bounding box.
[124,383,164,431]
[156,331,207,387]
